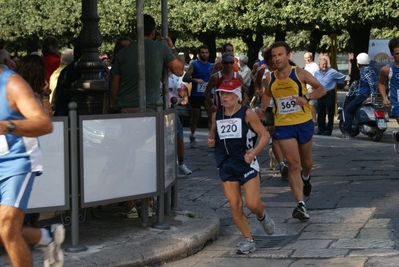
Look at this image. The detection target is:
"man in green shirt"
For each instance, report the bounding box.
[110,14,184,111]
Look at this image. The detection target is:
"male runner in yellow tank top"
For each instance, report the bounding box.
[258,41,326,220]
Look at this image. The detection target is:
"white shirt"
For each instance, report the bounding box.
[238,65,251,88]
[304,62,319,89]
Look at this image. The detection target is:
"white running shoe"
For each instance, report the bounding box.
[126,206,139,219]
[259,211,275,235]
[36,224,65,267]
[148,207,156,218]
[179,164,192,175]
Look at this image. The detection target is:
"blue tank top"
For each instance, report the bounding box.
[214,106,259,171]
[190,60,214,97]
[388,62,399,106]
[0,68,43,180]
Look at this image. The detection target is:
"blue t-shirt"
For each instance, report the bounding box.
[190,60,214,97]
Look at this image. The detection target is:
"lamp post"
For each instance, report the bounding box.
[67,0,107,115]
[65,0,106,253]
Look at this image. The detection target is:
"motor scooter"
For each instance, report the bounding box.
[337,81,388,142]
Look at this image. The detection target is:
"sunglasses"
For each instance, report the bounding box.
[222,61,235,65]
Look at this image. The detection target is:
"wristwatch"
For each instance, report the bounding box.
[7,120,16,133]
[304,94,311,102]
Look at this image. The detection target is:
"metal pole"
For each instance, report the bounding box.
[65,102,87,252]
[161,0,169,109]
[170,98,180,211]
[137,0,146,113]
[136,0,149,227]
[330,34,338,116]
[152,100,170,230]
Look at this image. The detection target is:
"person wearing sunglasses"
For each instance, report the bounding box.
[205,53,244,114]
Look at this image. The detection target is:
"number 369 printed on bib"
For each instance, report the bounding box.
[216,118,242,139]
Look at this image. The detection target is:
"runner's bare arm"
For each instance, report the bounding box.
[206,74,218,112]
[298,68,326,100]
[245,108,270,163]
[207,112,217,148]
[182,63,195,83]
[1,73,52,137]
[378,65,390,107]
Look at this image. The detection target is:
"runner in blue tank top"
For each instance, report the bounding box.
[207,78,275,255]
[183,45,214,147]
[378,38,399,153]
[0,66,65,267]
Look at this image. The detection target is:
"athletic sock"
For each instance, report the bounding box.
[257,211,269,221]
[37,228,53,246]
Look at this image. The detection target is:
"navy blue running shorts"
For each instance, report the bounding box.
[218,158,259,185]
[273,119,314,145]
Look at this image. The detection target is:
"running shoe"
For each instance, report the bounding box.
[236,237,256,254]
[148,207,156,218]
[179,164,192,175]
[35,224,65,267]
[301,170,312,197]
[292,202,310,221]
[280,163,289,180]
[126,206,139,219]
[189,135,197,148]
[258,211,275,235]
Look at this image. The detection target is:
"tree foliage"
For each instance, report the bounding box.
[0,0,397,64]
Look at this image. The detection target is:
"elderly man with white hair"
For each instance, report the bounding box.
[238,55,252,92]
[49,48,74,104]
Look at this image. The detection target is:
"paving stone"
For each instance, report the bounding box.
[289,257,368,267]
[298,230,359,240]
[284,239,332,250]
[358,228,392,239]
[330,238,394,249]
[290,248,349,258]
[365,256,399,267]
[305,223,364,232]
[364,218,391,228]
[349,249,399,257]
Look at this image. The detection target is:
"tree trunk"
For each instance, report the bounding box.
[275,30,286,42]
[198,33,217,63]
[348,21,373,84]
[307,29,323,58]
[241,31,263,68]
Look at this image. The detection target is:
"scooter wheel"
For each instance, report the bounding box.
[369,130,384,142]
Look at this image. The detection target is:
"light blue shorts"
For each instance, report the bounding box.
[0,172,37,212]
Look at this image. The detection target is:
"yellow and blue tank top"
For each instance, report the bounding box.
[269,66,312,126]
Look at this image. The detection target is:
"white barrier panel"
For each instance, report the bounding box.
[164,112,176,189]
[28,119,69,211]
[81,116,157,206]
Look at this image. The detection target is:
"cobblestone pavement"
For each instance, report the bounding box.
[161,116,399,267]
